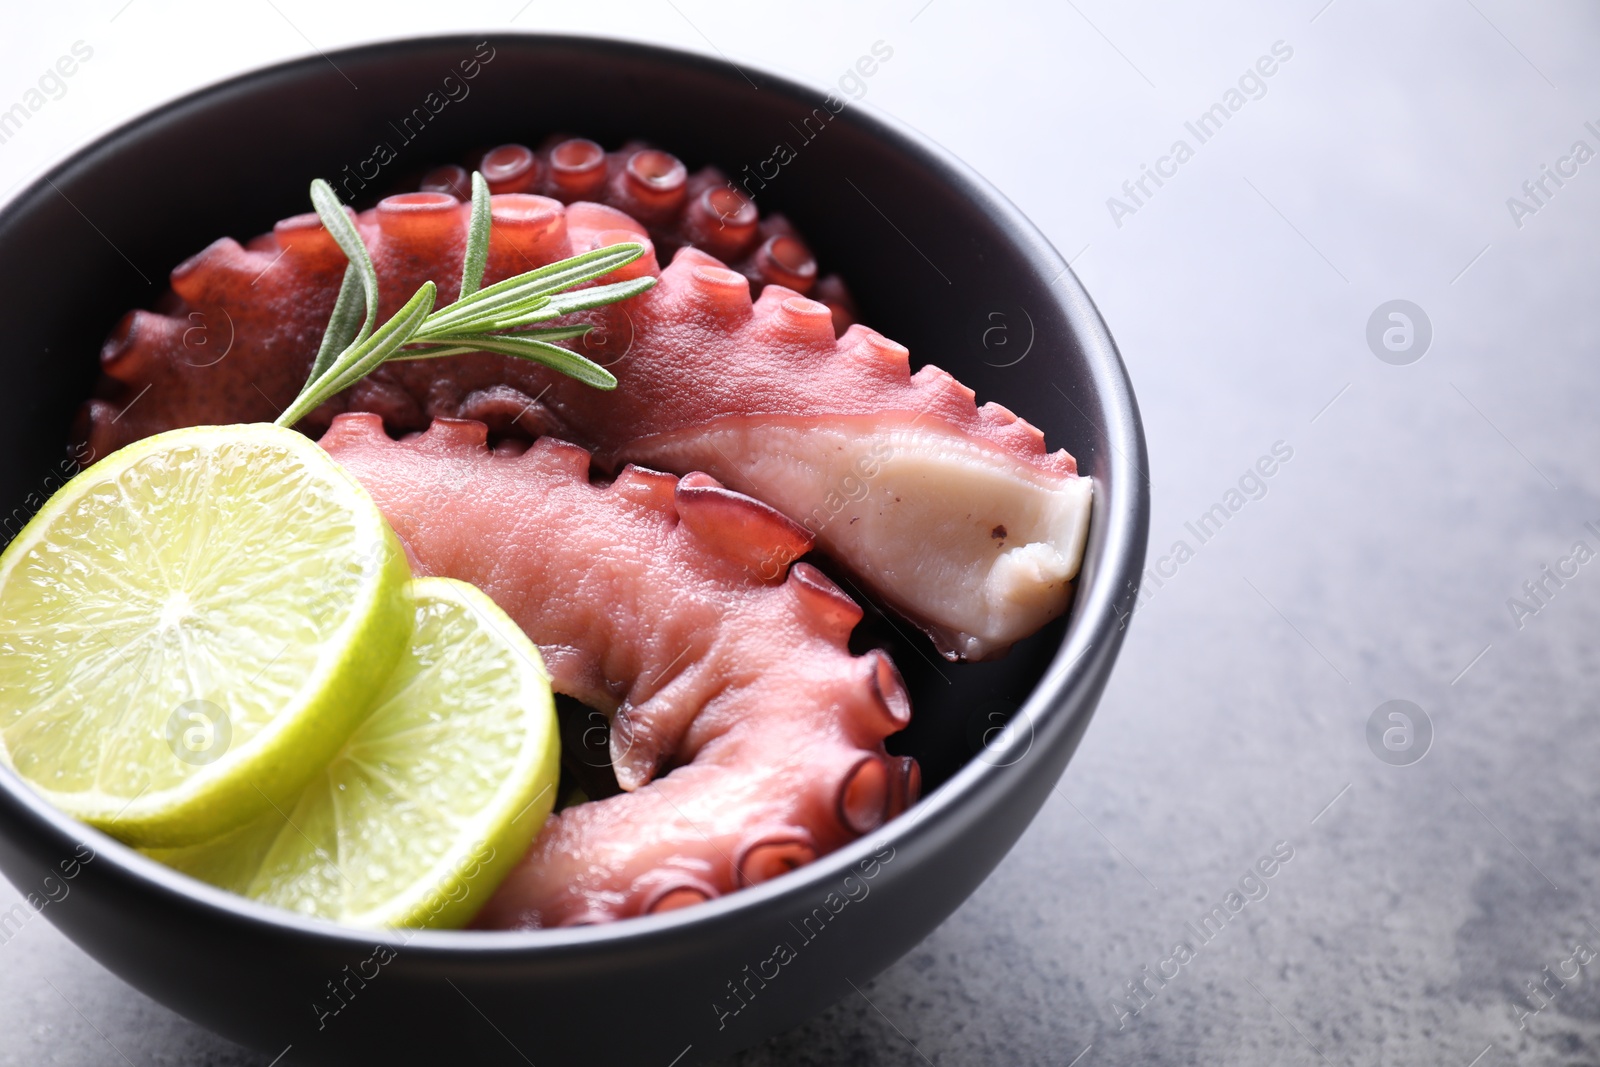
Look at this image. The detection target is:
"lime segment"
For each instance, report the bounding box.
[0,423,413,846]
[149,577,560,929]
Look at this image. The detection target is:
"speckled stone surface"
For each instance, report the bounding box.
[3,2,1598,1065]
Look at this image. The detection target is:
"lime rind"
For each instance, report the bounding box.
[148,577,560,929]
[0,423,414,846]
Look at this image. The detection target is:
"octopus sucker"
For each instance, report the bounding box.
[318,413,917,927]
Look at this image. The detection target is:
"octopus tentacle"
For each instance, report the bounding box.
[317,412,917,928]
[78,185,1089,659]
[461,244,1093,659]
[424,138,854,327]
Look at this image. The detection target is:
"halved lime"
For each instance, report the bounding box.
[148,578,560,929]
[0,424,413,847]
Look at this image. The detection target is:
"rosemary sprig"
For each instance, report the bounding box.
[275,172,654,428]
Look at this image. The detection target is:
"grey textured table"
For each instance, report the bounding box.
[3,2,1598,1064]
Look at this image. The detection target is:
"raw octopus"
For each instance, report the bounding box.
[419,138,857,332]
[77,161,1091,660]
[319,413,919,927]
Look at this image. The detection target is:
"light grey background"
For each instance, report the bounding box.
[4,1,1599,1064]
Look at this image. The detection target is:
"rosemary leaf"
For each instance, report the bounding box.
[307,263,365,389]
[309,180,381,351]
[458,171,492,300]
[403,335,617,390]
[515,276,656,320]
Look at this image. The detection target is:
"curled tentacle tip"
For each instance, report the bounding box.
[322,420,925,928]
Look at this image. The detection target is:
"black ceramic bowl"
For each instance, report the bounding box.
[0,33,1147,1066]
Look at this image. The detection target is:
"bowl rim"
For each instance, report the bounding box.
[0,30,1150,958]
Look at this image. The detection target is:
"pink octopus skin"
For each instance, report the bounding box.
[420,138,857,332]
[78,189,1091,660]
[318,413,919,928]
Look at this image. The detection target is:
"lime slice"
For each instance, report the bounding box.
[0,424,413,847]
[148,577,560,929]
